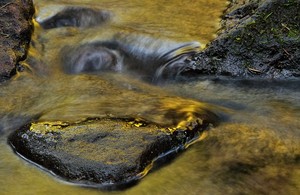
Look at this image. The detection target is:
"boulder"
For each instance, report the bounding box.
[0,0,34,82]
[9,117,214,189]
[182,0,300,79]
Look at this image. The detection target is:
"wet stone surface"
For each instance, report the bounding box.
[9,118,212,189]
[0,0,34,81]
[183,0,300,79]
[39,7,111,29]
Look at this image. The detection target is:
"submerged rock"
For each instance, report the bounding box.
[38,7,111,29]
[182,0,300,79]
[0,0,34,81]
[9,117,214,189]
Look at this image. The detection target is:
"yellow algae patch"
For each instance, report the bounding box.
[29,121,69,135]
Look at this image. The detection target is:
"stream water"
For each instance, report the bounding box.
[1,0,300,194]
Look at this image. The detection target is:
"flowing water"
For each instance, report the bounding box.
[1,0,300,194]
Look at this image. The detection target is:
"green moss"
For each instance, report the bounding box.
[263,12,273,21]
[288,29,299,39]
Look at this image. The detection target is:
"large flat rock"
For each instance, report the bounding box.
[9,116,215,189]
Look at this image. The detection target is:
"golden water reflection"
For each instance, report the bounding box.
[1,0,300,194]
[34,0,227,44]
[1,79,300,195]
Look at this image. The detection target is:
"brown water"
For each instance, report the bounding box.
[1,0,300,194]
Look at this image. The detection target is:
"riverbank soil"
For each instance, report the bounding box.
[183,0,300,79]
[0,0,34,82]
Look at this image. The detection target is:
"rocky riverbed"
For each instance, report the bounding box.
[0,0,299,192]
[1,0,299,81]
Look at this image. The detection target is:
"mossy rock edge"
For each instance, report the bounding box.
[182,0,300,79]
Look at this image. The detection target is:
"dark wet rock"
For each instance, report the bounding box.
[0,0,34,81]
[39,7,111,29]
[181,0,300,79]
[9,118,213,189]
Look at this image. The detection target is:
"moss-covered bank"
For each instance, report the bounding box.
[182,0,300,79]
